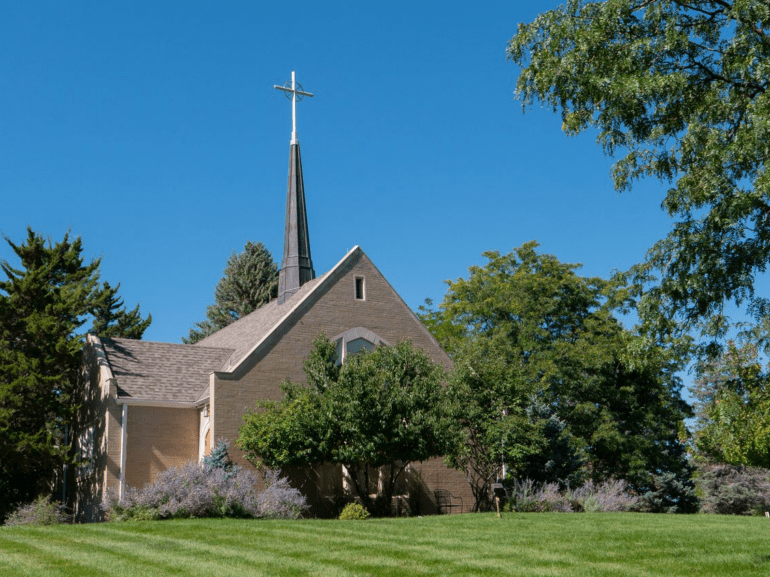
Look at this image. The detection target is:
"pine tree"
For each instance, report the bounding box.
[202,440,240,480]
[90,281,152,339]
[0,228,149,521]
[0,229,100,520]
[184,241,278,344]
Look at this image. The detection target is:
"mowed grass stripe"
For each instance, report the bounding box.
[0,535,103,577]
[94,515,770,577]
[230,518,524,575]
[239,521,525,576]
[490,514,740,577]
[1,513,769,576]
[0,528,220,577]
[79,519,421,577]
[22,523,361,577]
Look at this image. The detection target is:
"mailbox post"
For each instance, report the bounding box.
[492,483,506,518]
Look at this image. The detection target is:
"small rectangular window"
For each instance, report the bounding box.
[355,276,365,300]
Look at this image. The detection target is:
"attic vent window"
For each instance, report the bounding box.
[355,276,365,300]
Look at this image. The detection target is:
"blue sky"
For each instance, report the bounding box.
[2,2,684,352]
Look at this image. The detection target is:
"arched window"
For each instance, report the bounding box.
[331,327,390,364]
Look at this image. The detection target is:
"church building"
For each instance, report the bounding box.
[70,73,472,521]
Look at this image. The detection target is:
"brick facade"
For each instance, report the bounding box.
[124,406,199,490]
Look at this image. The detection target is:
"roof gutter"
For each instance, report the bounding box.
[115,397,209,409]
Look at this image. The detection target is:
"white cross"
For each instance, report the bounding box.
[274,71,314,144]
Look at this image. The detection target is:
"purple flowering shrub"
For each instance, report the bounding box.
[3,495,69,526]
[102,463,306,521]
[505,478,639,513]
[571,479,639,512]
[256,469,309,519]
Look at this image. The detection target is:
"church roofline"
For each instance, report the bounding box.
[215,244,451,379]
[98,337,234,403]
[217,245,363,379]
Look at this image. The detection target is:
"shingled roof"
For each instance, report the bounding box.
[194,269,329,368]
[98,248,361,403]
[101,337,234,403]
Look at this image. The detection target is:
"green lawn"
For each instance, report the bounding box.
[1,513,768,576]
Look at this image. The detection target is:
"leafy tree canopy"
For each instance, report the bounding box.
[508,0,770,351]
[692,340,770,467]
[238,336,452,515]
[421,242,695,510]
[0,228,149,521]
[444,337,585,511]
[184,241,278,344]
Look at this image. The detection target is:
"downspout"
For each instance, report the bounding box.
[119,404,128,499]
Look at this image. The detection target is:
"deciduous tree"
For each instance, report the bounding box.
[692,340,770,467]
[508,0,770,349]
[422,242,696,510]
[444,337,584,511]
[238,336,451,515]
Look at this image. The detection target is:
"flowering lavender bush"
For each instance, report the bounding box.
[536,482,574,512]
[505,479,565,512]
[257,469,310,519]
[4,495,69,526]
[102,463,306,521]
[505,478,638,513]
[571,480,639,512]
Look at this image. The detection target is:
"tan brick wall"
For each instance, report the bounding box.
[214,250,473,514]
[124,406,199,490]
[410,457,472,514]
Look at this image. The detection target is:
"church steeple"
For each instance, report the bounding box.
[274,71,315,304]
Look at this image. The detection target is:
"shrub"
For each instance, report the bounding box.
[102,462,306,521]
[571,480,639,513]
[203,440,240,480]
[4,495,69,526]
[505,478,547,512]
[339,503,370,520]
[257,469,309,519]
[698,464,770,516]
[639,472,700,514]
[505,478,639,513]
[529,482,573,512]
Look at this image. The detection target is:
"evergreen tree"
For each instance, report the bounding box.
[0,229,100,521]
[90,281,151,339]
[202,440,240,480]
[184,241,278,344]
[0,228,148,521]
